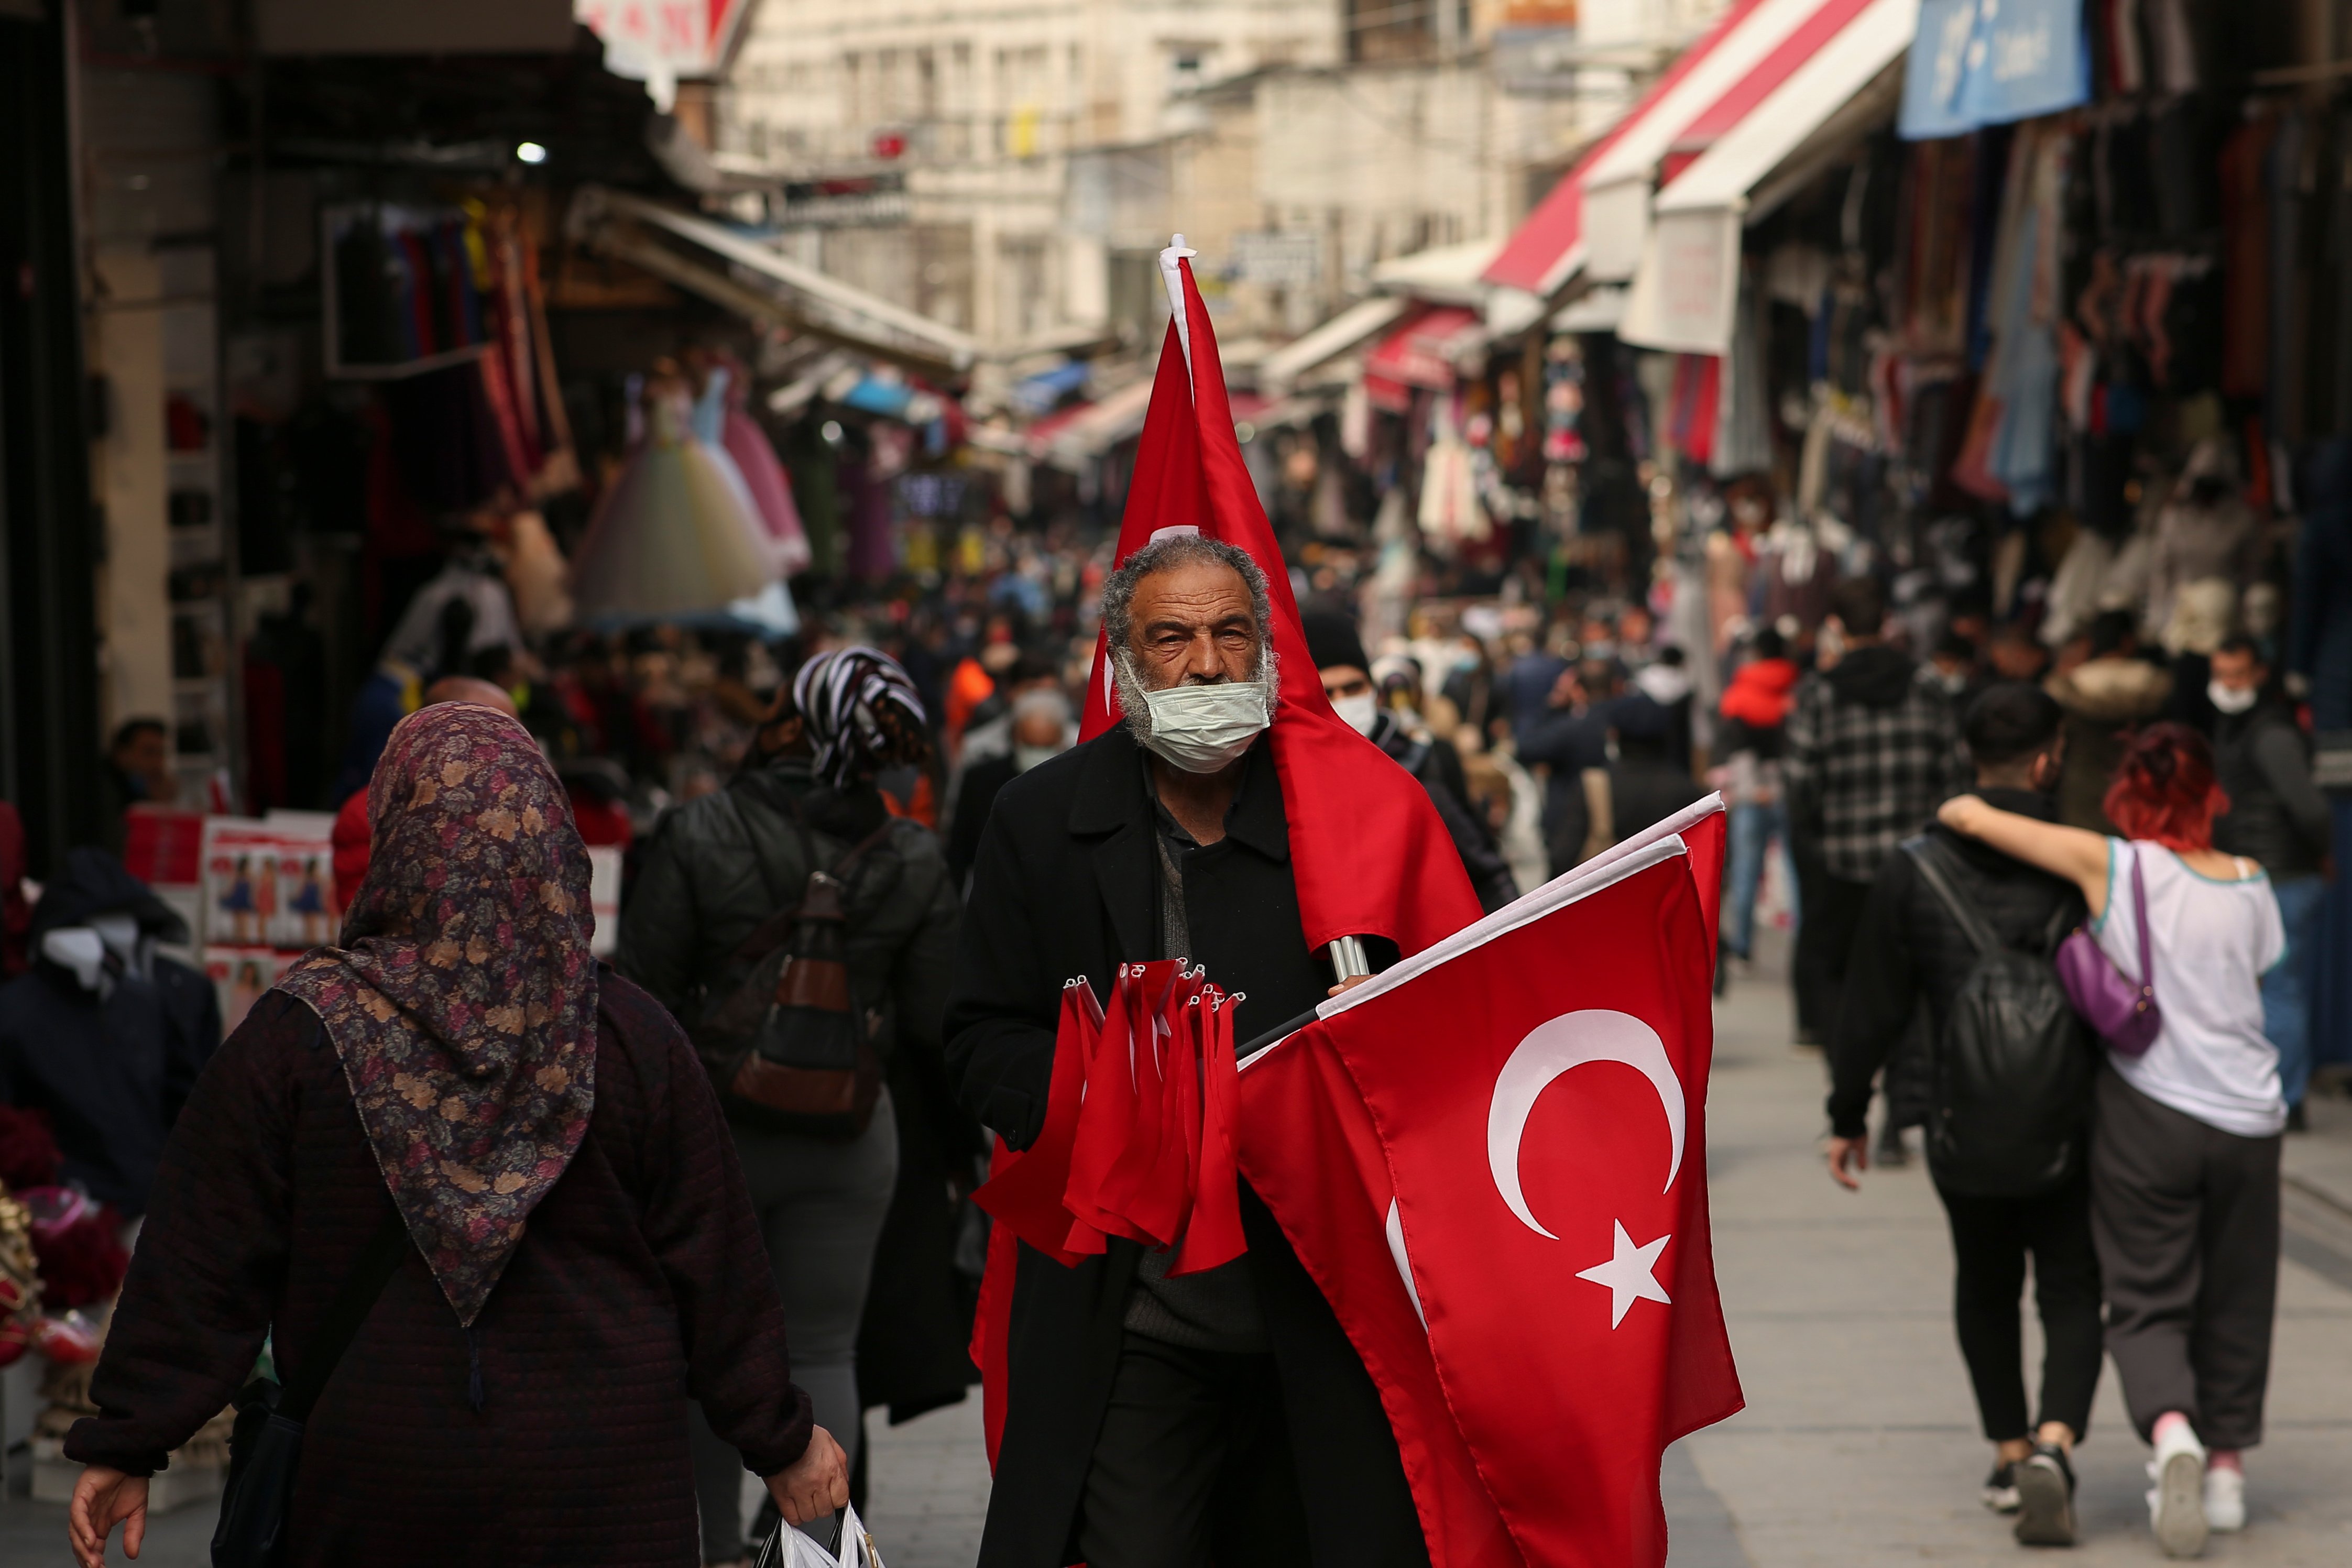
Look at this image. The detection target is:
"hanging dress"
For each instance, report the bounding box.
[705,366,812,577]
[687,370,801,635]
[568,377,776,620]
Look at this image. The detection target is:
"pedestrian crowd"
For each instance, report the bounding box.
[9,477,2335,1567]
[1808,586,2326,1554]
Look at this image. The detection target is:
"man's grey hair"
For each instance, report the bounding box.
[1100,533,1275,656]
[1099,534,1279,737]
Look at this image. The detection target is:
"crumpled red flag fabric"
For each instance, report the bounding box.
[1266,801,1742,1568]
[978,963,1248,1271]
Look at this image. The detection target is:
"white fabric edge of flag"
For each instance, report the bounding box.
[1159,235,1199,389]
[1238,792,1725,1071]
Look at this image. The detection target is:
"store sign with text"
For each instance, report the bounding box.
[1899,0,2088,139]
[576,0,754,92]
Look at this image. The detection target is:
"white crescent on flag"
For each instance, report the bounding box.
[1486,1008,1688,1241]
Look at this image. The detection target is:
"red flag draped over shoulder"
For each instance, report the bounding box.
[1077,244,1482,957]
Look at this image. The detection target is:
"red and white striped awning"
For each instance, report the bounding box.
[1485,0,1916,321]
[1618,0,1915,354]
[1364,306,1486,410]
[1481,0,1774,298]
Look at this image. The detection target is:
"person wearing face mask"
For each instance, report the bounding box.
[943,535,1438,1568]
[0,849,220,1219]
[1304,612,1517,913]
[947,685,1076,887]
[2206,637,2332,1129]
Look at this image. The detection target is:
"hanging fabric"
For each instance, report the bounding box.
[569,368,779,619]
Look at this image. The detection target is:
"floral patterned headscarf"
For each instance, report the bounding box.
[277,704,597,1326]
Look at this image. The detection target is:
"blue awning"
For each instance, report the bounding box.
[1011,360,1091,416]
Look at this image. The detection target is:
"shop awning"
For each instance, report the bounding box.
[1618,0,1914,355]
[1480,0,1774,297]
[1364,305,1485,409]
[1258,296,1412,394]
[1566,0,1844,284]
[1371,237,1504,304]
[1026,376,1158,470]
[567,185,985,378]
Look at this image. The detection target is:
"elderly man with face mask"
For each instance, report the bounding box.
[944,534,1429,1568]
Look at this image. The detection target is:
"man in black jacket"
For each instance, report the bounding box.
[945,535,1427,1568]
[1786,578,1967,1159]
[1826,683,2097,1546]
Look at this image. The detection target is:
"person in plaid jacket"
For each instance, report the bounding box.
[1785,578,1970,1092]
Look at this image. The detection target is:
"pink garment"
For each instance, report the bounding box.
[721,382,812,577]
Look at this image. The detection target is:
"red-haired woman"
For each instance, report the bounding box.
[1938,722,2286,1559]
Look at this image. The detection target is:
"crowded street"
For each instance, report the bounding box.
[5,1,2352,1566]
[10,947,2350,1565]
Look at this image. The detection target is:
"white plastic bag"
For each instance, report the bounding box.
[752,1501,884,1568]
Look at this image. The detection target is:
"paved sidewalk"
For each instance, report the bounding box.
[9,957,2350,1565]
[1688,957,2352,1566]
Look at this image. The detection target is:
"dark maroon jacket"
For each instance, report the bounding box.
[68,974,812,1567]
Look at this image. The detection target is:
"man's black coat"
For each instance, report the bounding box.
[945,724,1427,1568]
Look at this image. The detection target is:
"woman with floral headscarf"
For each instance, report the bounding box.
[621,646,972,1565]
[65,704,846,1568]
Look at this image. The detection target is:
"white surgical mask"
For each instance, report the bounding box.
[2207,679,2258,715]
[1013,741,1064,773]
[1330,691,1379,737]
[1136,682,1270,774]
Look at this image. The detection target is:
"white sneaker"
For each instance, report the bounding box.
[2147,1424,2210,1558]
[2204,1466,2246,1533]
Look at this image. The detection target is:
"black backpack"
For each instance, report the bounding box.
[690,792,898,1140]
[1904,838,2093,1197]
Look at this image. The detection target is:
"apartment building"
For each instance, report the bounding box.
[711,0,1729,356]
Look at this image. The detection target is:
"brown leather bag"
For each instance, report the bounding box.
[694,801,896,1139]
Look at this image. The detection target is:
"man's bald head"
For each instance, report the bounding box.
[423,675,520,720]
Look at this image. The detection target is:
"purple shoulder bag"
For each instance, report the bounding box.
[2053,847,2161,1056]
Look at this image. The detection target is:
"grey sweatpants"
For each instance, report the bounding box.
[2091,1068,2281,1450]
[692,1094,899,1560]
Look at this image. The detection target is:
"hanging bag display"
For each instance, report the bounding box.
[2052,847,2161,1057]
[212,1210,411,1568]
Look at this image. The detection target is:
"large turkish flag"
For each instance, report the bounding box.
[1250,799,1741,1568]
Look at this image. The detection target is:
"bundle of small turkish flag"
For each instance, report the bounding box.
[975,961,1246,1277]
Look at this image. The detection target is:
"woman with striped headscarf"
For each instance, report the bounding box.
[620,648,972,1564]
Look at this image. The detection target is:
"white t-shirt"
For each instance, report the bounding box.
[2096,839,2288,1138]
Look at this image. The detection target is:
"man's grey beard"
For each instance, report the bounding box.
[1110,640,1280,749]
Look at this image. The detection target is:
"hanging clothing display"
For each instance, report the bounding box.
[1416,436,1489,548]
[706,364,811,577]
[687,366,809,583]
[380,554,523,673]
[495,509,573,637]
[568,374,778,620]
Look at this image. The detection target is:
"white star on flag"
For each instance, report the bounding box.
[1576,1221,1672,1328]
